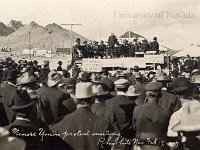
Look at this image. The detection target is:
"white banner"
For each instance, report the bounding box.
[121,57,146,68]
[82,59,102,72]
[101,59,122,67]
[144,54,164,64]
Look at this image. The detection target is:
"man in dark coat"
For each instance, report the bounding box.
[133,82,171,150]
[6,90,71,150]
[0,69,19,125]
[183,55,193,73]
[106,79,135,139]
[156,73,181,114]
[133,72,146,105]
[36,71,69,123]
[57,61,63,71]
[140,39,150,53]
[51,82,110,150]
[150,37,159,54]
[108,33,118,58]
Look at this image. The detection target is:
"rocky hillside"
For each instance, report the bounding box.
[0,21,89,51]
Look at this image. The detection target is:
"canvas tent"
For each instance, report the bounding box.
[173,45,200,57]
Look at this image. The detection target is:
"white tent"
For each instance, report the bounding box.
[173,45,200,57]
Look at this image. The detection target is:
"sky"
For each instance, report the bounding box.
[1,0,200,49]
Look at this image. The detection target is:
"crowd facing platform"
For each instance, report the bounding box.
[73,33,159,59]
[0,53,200,150]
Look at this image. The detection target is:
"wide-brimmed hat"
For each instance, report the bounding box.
[172,100,200,132]
[147,71,156,79]
[75,82,95,99]
[11,90,36,110]
[0,127,26,150]
[47,71,61,87]
[156,73,171,82]
[126,85,141,97]
[114,79,129,89]
[191,69,200,75]
[170,77,191,93]
[92,85,108,96]
[145,82,163,91]
[17,72,36,86]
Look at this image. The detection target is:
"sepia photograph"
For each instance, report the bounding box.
[0,0,200,150]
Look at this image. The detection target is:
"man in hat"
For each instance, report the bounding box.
[100,70,115,93]
[6,90,70,150]
[57,61,63,71]
[106,79,135,139]
[167,77,195,138]
[61,78,77,114]
[141,39,150,53]
[0,69,19,125]
[37,71,69,123]
[133,82,171,150]
[108,33,118,58]
[51,82,111,150]
[157,72,181,114]
[130,39,140,57]
[150,37,159,54]
[91,84,119,132]
[18,72,54,125]
[183,55,193,73]
[133,72,146,105]
[170,100,200,150]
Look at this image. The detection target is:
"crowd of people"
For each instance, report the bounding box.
[0,56,200,150]
[73,33,159,59]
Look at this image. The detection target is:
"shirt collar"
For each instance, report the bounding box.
[16,117,30,122]
[8,82,16,87]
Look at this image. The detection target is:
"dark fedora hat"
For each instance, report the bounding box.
[170,77,191,93]
[11,90,36,111]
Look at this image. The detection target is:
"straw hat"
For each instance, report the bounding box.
[75,82,95,99]
[172,100,200,132]
[47,71,61,87]
[126,85,140,97]
[92,85,108,96]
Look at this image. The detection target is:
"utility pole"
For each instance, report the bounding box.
[47,31,53,59]
[28,32,31,60]
[61,24,81,62]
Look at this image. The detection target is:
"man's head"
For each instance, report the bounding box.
[145,82,163,102]
[114,79,129,93]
